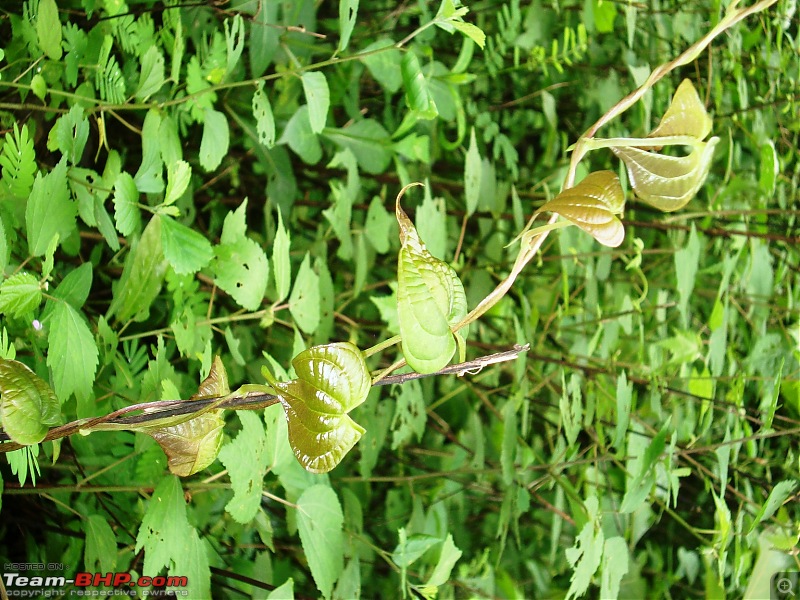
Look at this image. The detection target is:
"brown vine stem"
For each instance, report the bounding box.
[0,344,529,453]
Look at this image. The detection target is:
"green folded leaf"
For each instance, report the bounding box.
[648,79,712,140]
[143,357,227,477]
[612,138,719,212]
[0,272,42,318]
[164,160,191,206]
[160,215,213,275]
[264,342,371,473]
[302,71,330,134]
[534,170,626,248]
[0,358,61,445]
[0,123,36,200]
[396,185,467,373]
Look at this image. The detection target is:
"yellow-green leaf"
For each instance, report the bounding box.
[396,185,467,374]
[535,171,625,248]
[648,79,712,140]
[264,342,370,474]
[612,138,719,212]
[0,358,61,445]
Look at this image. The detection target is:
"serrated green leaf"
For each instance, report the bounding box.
[113,171,141,236]
[280,105,322,164]
[390,379,426,449]
[264,342,370,473]
[218,410,269,522]
[41,262,92,324]
[46,105,89,166]
[600,536,629,599]
[164,160,191,206]
[464,127,481,216]
[565,496,604,600]
[425,533,463,590]
[47,302,99,402]
[323,119,392,175]
[302,71,330,135]
[199,108,230,171]
[612,138,719,212]
[85,515,117,573]
[135,45,165,101]
[37,0,62,60]
[135,476,191,576]
[160,215,214,275]
[288,253,320,334]
[534,170,625,248]
[750,480,798,532]
[392,531,441,568]
[648,79,712,140]
[296,484,344,599]
[25,159,77,257]
[396,186,467,374]
[451,20,486,49]
[107,216,168,323]
[0,358,61,445]
[0,272,41,318]
[273,208,291,302]
[252,82,276,147]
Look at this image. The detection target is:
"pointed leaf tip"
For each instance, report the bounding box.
[649,79,712,141]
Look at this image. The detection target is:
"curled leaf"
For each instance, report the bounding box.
[648,79,712,140]
[142,356,227,477]
[0,359,61,445]
[534,171,625,248]
[396,184,468,373]
[264,342,371,474]
[612,138,719,212]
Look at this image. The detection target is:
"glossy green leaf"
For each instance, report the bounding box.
[160,215,213,275]
[648,79,712,140]
[47,301,99,402]
[396,186,467,373]
[145,357,228,477]
[302,71,330,134]
[199,108,230,171]
[252,81,275,147]
[296,485,344,598]
[612,137,719,212]
[0,272,42,318]
[26,159,77,257]
[402,52,437,118]
[533,170,625,248]
[107,216,168,322]
[264,342,371,473]
[0,358,61,445]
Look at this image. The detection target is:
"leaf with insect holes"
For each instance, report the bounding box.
[263,342,370,474]
[396,186,468,373]
[142,356,227,477]
[0,358,61,445]
[612,79,718,212]
[533,170,625,248]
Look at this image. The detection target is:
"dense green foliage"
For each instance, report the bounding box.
[0,0,798,598]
